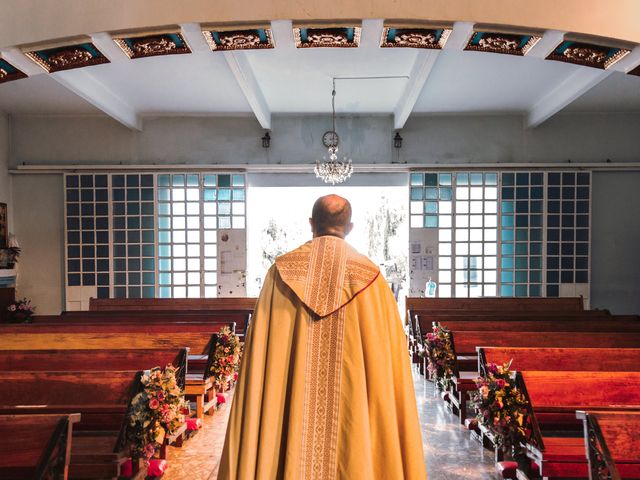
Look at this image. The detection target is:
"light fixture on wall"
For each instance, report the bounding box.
[261,131,271,148]
[314,79,353,185]
[393,132,403,149]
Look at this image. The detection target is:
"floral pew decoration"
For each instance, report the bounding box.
[126,364,187,466]
[210,326,241,393]
[5,297,35,323]
[471,361,532,471]
[423,323,456,391]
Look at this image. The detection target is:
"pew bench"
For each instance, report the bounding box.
[577,410,640,480]
[0,370,145,479]
[0,413,79,480]
[89,296,256,313]
[444,330,640,424]
[518,371,640,479]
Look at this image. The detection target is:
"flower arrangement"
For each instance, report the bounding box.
[5,298,35,323]
[423,323,456,391]
[126,364,187,463]
[470,361,530,453]
[210,326,241,391]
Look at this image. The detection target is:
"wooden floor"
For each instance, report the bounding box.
[163,367,497,479]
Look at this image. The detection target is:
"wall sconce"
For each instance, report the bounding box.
[393,132,403,149]
[262,131,271,148]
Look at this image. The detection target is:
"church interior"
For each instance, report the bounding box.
[0,1,639,479]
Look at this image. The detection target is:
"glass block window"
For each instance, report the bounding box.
[157,173,245,298]
[65,174,109,293]
[500,172,544,297]
[111,174,155,299]
[546,171,590,296]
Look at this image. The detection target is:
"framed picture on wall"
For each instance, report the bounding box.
[0,203,7,248]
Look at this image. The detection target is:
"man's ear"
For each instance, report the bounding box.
[345,222,354,236]
[309,217,314,233]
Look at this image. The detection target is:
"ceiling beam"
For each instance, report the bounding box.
[360,19,384,49]
[90,32,129,62]
[179,23,211,53]
[526,30,565,59]
[0,47,45,76]
[394,22,474,129]
[270,20,295,51]
[393,51,439,129]
[53,69,142,130]
[223,51,271,129]
[527,45,640,128]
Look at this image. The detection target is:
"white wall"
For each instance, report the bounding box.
[12,175,64,314]
[0,114,10,215]
[8,112,640,314]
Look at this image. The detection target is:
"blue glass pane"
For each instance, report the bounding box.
[500,285,513,297]
[425,173,437,186]
[218,174,231,187]
[439,187,452,200]
[561,271,574,283]
[530,215,542,227]
[501,271,513,283]
[172,174,185,187]
[128,259,141,271]
[97,287,110,299]
[456,173,468,185]
[562,201,574,214]
[515,285,528,297]
[562,186,575,198]
[126,175,139,187]
[547,271,559,283]
[141,175,153,187]
[80,175,93,187]
[515,201,527,213]
[141,216,154,229]
[68,260,80,272]
[502,173,514,186]
[204,174,217,187]
[141,188,154,201]
[159,287,171,298]
[561,229,574,241]
[531,187,543,199]
[485,173,497,185]
[547,243,559,255]
[548,172,560,185]
[114,273,126,285]
[97,259,109,272]
[81,204,94,216]
[501,229,514,241]
[548,201,560,213]
[233,189,245,201]
[127,231,140,243]
[515,271,527,283]
[561,256,574,269]
[82,259,95,271]
[95,203,108,216]
[158,189,170,201]
[439,173,452,186]
[576,215,589,227]
[82,273,95,286]
[218,189,231,201]
[515,243,527,255]
[577,201,589,214]
[501,216,514,228]
[470,173,483,185]
[516,187,529,199]
[67,204,79,216]
[127,217,139,229]
[159,245,171,257]
[81,246,95,257]
[547,285,559,297]
[502,188,514,200]
[67,232,80,244]
[548,215,560,227]
[576,271,589,283]
[67,218,80,230]
[410,173,423,185]
[501,243,514,255]
[158,175,170,187]
[159,231,170,243]
[112,175,125,187]
[143,272,155,285]
[547,256,559,269]
[126,189,139,201]
[158,217,170,229]
[219,217,231,229]
[128,287,141,299]
[424,202,438,214]
[143,286,155,298]
[501,201,514,213]
[530,285,541,297]
[515,230,528,241]
[410,187,423,200]
[114,287,126,299]
[96,246,109,258]
[187,174,199,187]
[515,257,527,269]
[425,188,438,200]
[529,271,541,283]
[531,173,543,185]
[66,175,79,187]
[97,273,109,286]
[113,245,125,257]
[81,232,94,243]
[501,257,513,269]
[424,216,438,228]
[530,256,541,269]
[96,189,108,201]
[515,215,528,227]
[548,229,559,241]
[576,229,589,242]
[68,274,81,286]
[562,216,574,228]
[142,230,154,243]
[516,172,529,185]
[562,172,575,184]
[159,259,171,271]
[142,245,154,257]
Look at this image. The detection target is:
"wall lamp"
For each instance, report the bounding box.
[262,131,271,148]
[393,132,403,149]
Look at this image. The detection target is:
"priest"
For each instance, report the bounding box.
[218,194,427,479]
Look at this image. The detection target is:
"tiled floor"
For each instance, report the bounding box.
[164,368,497,479]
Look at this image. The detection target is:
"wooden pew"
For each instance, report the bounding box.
[0,331,224,420]
[519,371,640,479]
[89,297,257,312]
[576,410,640,480]
[0,371,143,479]
[0,413,79,480]
[444,330,640,423]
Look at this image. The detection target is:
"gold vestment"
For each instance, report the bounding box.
[218,236,426,479]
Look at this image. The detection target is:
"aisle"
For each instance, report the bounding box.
[165,370,497,479]
[415,369,497,479]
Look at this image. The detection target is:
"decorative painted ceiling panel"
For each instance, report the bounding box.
[0,58,27,83]
[465,31,541,56]
[114,33,191,59]
[203,28,274,51]
[25,42,109,73]
[546,41,630,69]
[380,27,451,49]
[294,27,361,48]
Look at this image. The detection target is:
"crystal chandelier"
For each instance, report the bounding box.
[315,80,353,185]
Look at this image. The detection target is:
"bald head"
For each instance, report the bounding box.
[310,194,354,239]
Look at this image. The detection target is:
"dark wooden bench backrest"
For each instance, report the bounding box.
[521,371,640,408]
[0,332,216,353]
[577,410,640,464]
[479,347,640,373]
[451,330,640,355]
[0,371,139,406]
[0,348,187,377]
[430,318,640,332]
[90,297,257,311]
[0,321,234,335]
[0,413,78,476]
[406,296,584,312]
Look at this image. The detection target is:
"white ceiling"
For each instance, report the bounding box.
[0,21,639,126]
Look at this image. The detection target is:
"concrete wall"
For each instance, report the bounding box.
[591,171,640,314]
[0,114,10,216]
[8,112,640,314]
[12,175,64,314]
[11,112,640,167]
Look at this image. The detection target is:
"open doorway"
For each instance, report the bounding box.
[246,185,408,303]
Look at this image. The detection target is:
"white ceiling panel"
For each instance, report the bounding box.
[85,51,252,114]
[245,46,418,113]
[414,50,580,114]
[0,73,100,114]
[564,71,640,112]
